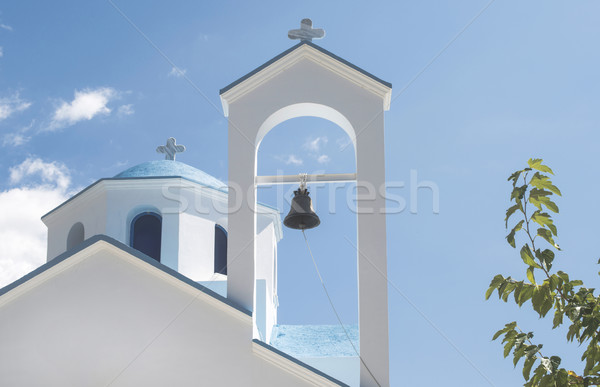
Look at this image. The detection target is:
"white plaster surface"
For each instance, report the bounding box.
[0,242,333,387]
[222,45,391,386]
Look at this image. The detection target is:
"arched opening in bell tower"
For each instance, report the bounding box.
[256,114,359,336]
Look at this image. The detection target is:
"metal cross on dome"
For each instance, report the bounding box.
[156,137,186,160]
[288,18,325,42]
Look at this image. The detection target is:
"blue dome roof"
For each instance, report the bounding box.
[114,160,227,190]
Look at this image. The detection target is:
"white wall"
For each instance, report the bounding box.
[0,242,331,387]
[178,213,215,280]
[255,222,278,341]
[44,189,107,261]
[222,45,391,386]
[42,178,283,349]
[43,178,280,267]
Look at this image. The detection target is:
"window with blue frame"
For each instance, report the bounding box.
[131,212,162,262]
[214,224,227,275]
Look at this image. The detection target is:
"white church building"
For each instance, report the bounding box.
[0,20,392,387]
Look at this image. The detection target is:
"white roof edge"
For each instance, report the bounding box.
[252,340,347,386]
[220,43,392,117]
[0,237,253,323]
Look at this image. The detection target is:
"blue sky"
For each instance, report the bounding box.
[1,1,600,386]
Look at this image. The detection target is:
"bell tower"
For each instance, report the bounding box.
[220,20,392,387]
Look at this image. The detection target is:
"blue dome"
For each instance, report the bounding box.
[114,160,227,191]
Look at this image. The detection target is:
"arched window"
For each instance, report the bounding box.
[214,224,227,275]
[131,212,162,262]
[66,222,84,250]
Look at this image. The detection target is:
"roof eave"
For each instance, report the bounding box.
[0,235,252,320]
[219,41,392,117]
[41,176,229,223]
[252,339,349,386]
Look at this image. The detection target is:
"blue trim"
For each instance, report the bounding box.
[114,160,227,189]
[0,235,251,317]
[252,339,349,386]
[220,41,391,95]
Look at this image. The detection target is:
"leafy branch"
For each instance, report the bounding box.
[486,159,600,386]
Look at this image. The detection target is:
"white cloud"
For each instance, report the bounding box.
[0,93,32,121]
[0,158,72,287]
[10,157,71,191]
[49,87,117,130]
[0,23,12,32]
[304,136,328,152]
[3,132,28,146]
[168,67,187,78]
[0,46,3,58]
[118,104,134,116]
[317,155,330,164]
[3,120,35,147]
[280,154,303,166]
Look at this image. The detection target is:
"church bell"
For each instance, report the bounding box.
[283,186,320,230]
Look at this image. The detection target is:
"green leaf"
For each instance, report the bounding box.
[528,158,554,175]
[514,344,527,367]
[536,250,555,272]
[557,271,569,283]
[529,188,559,213]
[505,204,521,228]
[538,197,559,213]
[527,266,536,284]
[555,369,568,385]
[485,286,495,300]
[507,220,524,248]
[549,356,561,372]
[508,170,524,186]
[531,212,558,236]
[518,285,534,306]
[504,339,516,358]
[523,355,536,380]
[514,281,524,304]
[532,286,545,314]
[529,188,552,199]
[492,321,517,341]
[521,245,541,268]
[530,172,562,196]
[492,329,506,341]
[537,228,558,249]
[552,309,563,328]
[502,281,517,302]
[540,295,553,317]
[486,274,505,300]
[549,274,559,290]
[511,185,528,201]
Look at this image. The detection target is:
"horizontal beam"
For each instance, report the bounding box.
[255,173,356,186]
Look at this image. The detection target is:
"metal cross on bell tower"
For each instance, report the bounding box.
[288,18,325,42]
[156,137,186,160]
